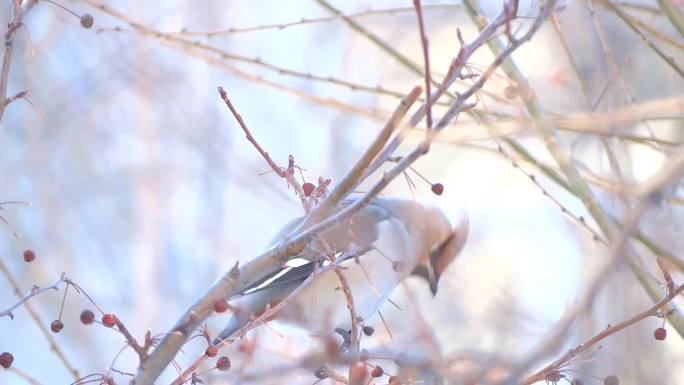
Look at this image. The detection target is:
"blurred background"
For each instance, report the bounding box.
[1,0,683,384]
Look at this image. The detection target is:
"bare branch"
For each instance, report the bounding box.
[218,87,286,178]
[523,282,684,385]
[0,0,36,122]
[0,275,68,319]
[502,146,684,385]
[291,86,421,234]
[0,262,80,379]
[412,0,432,129]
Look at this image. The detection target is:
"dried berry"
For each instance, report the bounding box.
[23,249,35,262]
[102,313,116,327]
[80,310,95,325]
[371,365,384,378]
[205,346,218,357]
[80,14,94,29]
[431,183,444,196]
[303,182,315,197]
[51,320,64,333]
[216,356,231,371]
[362,325,374,336]
[604,375,619,385]
[214,299,229,313]
[654,327,667,340]
[0,352,13,368]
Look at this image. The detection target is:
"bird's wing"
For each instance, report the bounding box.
[233,252,343,298]
[215,200,412,343]
[231,200,391,299]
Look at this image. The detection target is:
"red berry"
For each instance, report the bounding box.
[604,375,619,385]
[102,313,116,327]
[51,320,64,333]
[303,182,315,197]
[349,362,368,384]
[431,183,444,195]
[0,352,13,368]
[214,299,229,313]
[363,325,374,336]
[80,310,95,325]
[371,365,384,378]
[216,356,231,371]
[654,327,667,340]
[205,345,218,357]
[23,249,35,262]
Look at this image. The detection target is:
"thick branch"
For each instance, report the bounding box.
[0,0,36,122]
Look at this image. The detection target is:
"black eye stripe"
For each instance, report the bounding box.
[430,232,455,264]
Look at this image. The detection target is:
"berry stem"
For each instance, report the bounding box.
[41,0,82,18]
[57,282,70,320]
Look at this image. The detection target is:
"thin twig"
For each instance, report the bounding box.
[290,86,421,233]
[170,5,460,37]
[115,317,147,361]
[218,87,285,178]
[8,366,44,385]
[501,146,684,385]
[599,0,684,78]
[0,263,80,379]
[218,87,310,211]
[0,274,68,319]
[366,2,516,177]
[523,282,684,384]
[412,0,432,129]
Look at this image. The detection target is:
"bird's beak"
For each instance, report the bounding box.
[427,251,441,296]
[410,262,439,297]
[427,231,458,296]
[411,232,459,296]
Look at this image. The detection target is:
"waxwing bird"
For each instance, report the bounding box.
[214,198,469,344]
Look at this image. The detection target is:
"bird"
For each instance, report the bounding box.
[214,197,469,345]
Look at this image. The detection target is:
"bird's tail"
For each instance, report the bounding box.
[212,287,286,345]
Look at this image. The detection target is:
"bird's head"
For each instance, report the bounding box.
[410,206,469,296]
